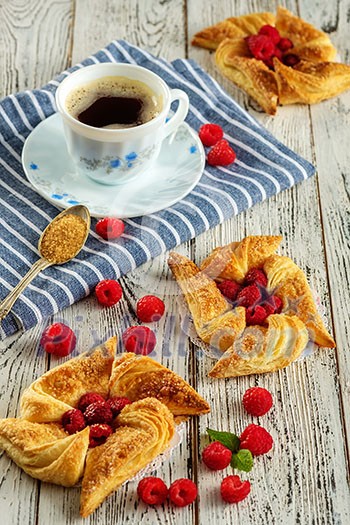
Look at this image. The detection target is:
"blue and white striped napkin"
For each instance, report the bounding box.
[0,40,315,339]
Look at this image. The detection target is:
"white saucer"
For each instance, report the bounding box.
[22,113,205,218]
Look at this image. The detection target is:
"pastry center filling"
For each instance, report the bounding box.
[244,24,299,70]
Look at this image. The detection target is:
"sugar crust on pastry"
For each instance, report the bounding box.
[193,6,348,114]
[20,336,116,423]
[168,235,335,378]
[80,397,175,517]
[109,352,210,415]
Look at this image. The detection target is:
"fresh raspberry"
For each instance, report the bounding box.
[137,477,169,505]
[95,217,125,240]
[40,323,76,357]
[244,268,268,288]
[77,392,105,413]
[106,396,131,417]
[207,139,236,167]
[89,423,113,448]
[272,47,283,61]
[282,53,300,67]
[262,295,283,316]
[237,284,261,308]
[217,280,242,301]
[61,408,86,434]
[240,423,273,456]
[245,34,275,61]
[84,401,113,425]
[245,305,268,326]
[198,123,224,147]
[258,25,281,44]
[278,37,294,52]
[202,441,232,470]
[95,279,123,307]
[242,387,273,416]
[169,479,198,507]
[220,475,251,503]
[122,326,157,355]
[136,295,165,323]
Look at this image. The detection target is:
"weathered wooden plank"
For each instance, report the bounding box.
[187,0,350,523]
[0,0,73,98]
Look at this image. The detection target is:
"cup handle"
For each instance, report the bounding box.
[162,89,189,141]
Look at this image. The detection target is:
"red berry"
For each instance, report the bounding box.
[202,441,232,470]
[136,295,165,323]
[169,478,198,507]
[40,323,76,357]
[95,279,123,307]
[84,401,113,425]
[217,280,242,301]
[207,139,236,167]
[61,408,86,434]
[220,475,251,503]
[242,387,273,417]
[122,326,157,355]
[272,47,283,61]
[106,396,131,417]
[245,34,275,61]
[95,217,125,240]
[278,37,294,52]
[89,423,113,448]
[240,423,273,456]
[199,123,224,147]
[78,392,105,413]
[258,25,281,45]
[282,53,300,67]
[262,295,283,316]
[245,305,268,326]
[237,284,261,308]
[244,268,268,288]
[137,477,169,505]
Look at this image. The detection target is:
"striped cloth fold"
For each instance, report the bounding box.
[0,40,315,339]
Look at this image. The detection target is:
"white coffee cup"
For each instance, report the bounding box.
[55,63,189,185]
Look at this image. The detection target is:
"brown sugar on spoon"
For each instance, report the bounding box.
[40,213,88,263]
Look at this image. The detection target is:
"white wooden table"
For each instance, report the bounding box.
[0,1,349,524]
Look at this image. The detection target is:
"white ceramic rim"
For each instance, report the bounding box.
[55,63,172,141]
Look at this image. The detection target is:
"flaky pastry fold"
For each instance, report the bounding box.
[80,398,175,517]
[109,352,210,415]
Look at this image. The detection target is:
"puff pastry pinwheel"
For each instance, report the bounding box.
[109,352,210,414]
[0,336,209,516]
[168,235,335,378]
[192,6,350,114]
[80,397,174,517]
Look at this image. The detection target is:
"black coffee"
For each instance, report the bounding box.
[65,75,162,129]
[77,96,143,128]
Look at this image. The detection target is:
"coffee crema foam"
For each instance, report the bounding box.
[65,75,163,129]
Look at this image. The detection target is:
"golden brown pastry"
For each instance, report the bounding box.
[0,419,89,486]
[80,398,175,517]
[209,314,308,377]
[192,11,275,50]
[193,6,348,114]
[200,235,282,282]
[109,352,210,415]
[274,59,350,106]
[264,254,335,347]
[168,251,246,351]
[20,337,116,422]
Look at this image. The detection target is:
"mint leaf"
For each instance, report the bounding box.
[231,449,254,472]
[206,428,240,452]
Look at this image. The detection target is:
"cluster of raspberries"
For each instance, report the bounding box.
[245,24,299,69]
[202,387,274,504]
[217,267,283,326]
[137,477,198,507]
[198,123,236,166]
[61,392,131,448]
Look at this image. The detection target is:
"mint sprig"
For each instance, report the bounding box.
[231,449,254,472]
[206,428,240,453]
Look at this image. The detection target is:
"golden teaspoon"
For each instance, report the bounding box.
[0,205,90,321]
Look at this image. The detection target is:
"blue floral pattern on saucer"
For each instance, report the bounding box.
[22,113,205,218]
